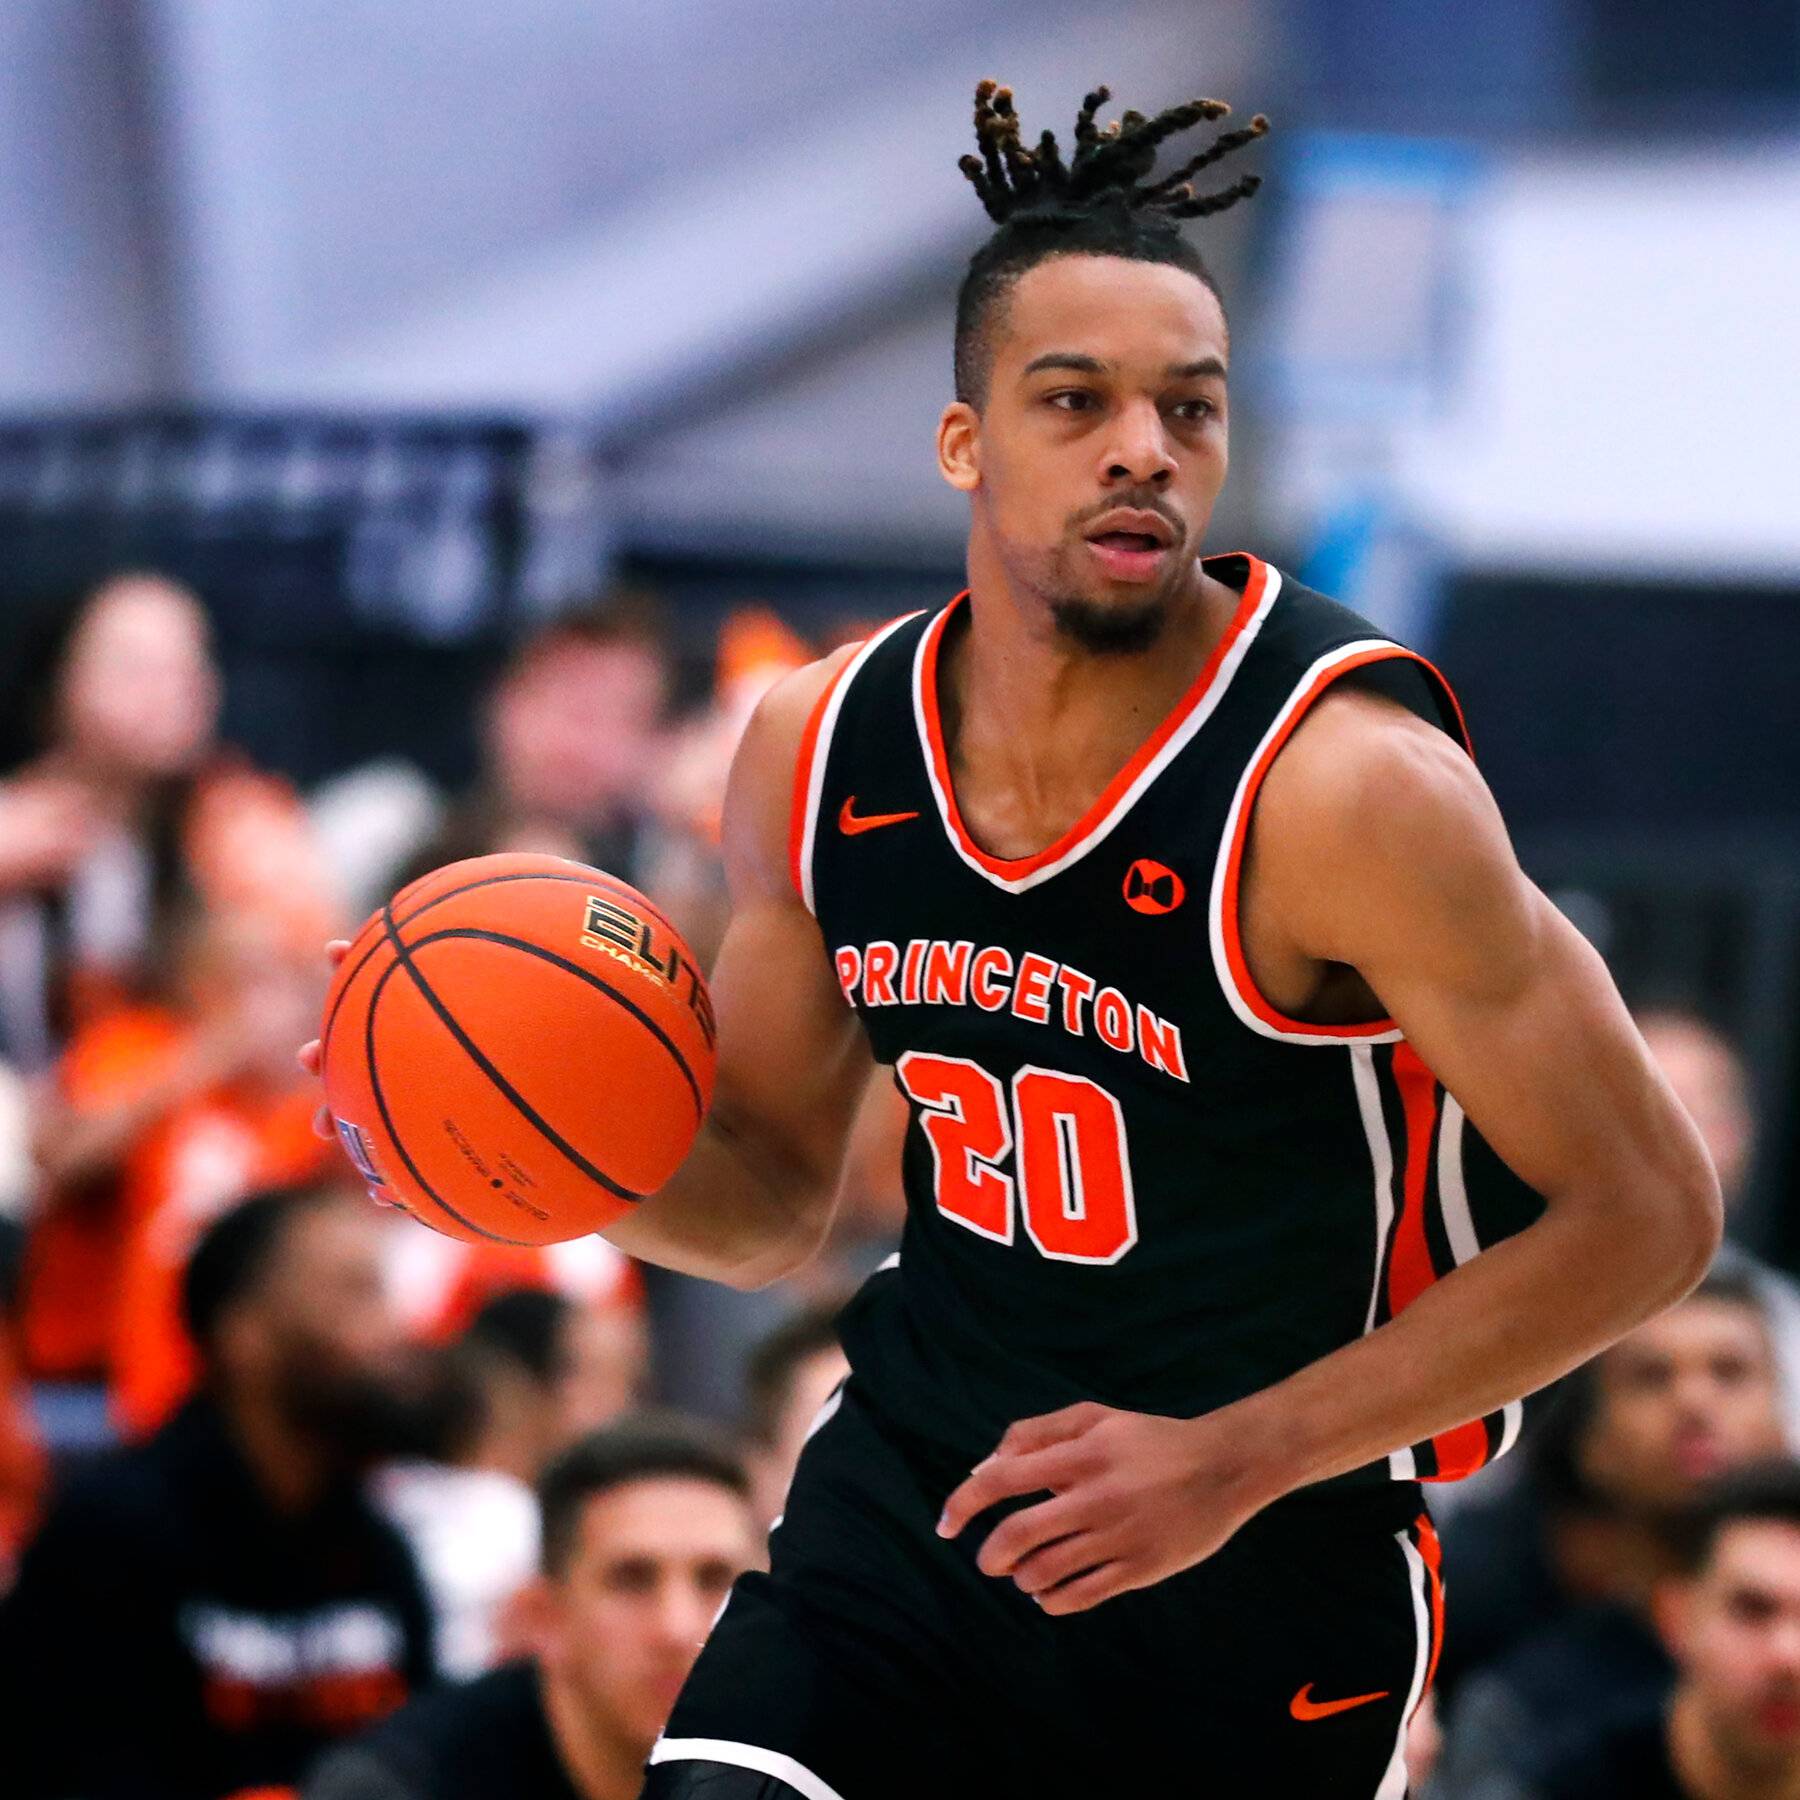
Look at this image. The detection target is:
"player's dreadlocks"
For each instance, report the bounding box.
[952,80,1269,407]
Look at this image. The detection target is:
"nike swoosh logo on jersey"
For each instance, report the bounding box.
[839,797,921,836]
[1289,1683,1391,1722]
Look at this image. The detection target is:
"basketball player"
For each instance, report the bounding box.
[309,81,1720,1797]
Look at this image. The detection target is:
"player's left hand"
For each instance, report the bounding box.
[936,1401,1277,1615]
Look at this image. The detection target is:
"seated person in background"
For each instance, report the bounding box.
[1638,1006,1800,1441]
[1435,1268,1788,1796]
[741,1302,849,1535]
[0,571,223,1075]
[371,1283,646,1682]
[460,1286,647,1483]
[19,767,341,1396]
[391,594,675,902]
[369,1343,541,1683]
[103,903,339,1436]
[0,1185,437,1799]
[0,1304,45,1582]
[305,1416,760,1800]
[1535,1460,1800,1800]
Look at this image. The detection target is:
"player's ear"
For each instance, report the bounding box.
[937,401,981,493]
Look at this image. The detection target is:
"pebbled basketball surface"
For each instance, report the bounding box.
[320,853,716,1246]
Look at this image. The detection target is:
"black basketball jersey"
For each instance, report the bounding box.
[793,553,1544,1494]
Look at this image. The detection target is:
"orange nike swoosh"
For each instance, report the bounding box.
[839,797,921,836]
[1289,1683,1391,1722]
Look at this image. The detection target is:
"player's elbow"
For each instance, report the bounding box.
[721,1216,830,1291]
[1665,1159,1726,1297]
[1625,1153,1724,1310]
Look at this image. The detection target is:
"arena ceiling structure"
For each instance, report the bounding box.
[0,0,1272,561]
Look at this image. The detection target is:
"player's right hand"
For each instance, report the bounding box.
[299,940,352,1139]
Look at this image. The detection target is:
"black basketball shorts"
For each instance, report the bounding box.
[646,1377,1444,1799]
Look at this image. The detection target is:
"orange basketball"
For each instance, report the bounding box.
[318,853,716,1245]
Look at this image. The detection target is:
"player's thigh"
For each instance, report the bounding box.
[655,1387,1011,1800]
[1024,1502,1434,1795]
[654,1566,1001,1800]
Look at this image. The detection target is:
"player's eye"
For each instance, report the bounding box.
[1169,397,1216,421]
[1046,389,1099,412]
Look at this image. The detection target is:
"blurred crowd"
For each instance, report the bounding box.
[0,569,885,1798]
[2,572,1799,1799]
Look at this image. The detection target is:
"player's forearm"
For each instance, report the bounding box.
[1222,1170,1720,1504]
[600,1108,838,1289]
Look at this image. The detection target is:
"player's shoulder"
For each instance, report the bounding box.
[1249,586,1502,906]
[1267,672,1484,851]
[742,645,862,766]
[720,646,862,902]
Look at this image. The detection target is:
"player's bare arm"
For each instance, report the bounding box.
[942,685,1721,1613]
[598,651,873,1290]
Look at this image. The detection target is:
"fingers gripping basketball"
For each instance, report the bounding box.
[319,853,716,1245]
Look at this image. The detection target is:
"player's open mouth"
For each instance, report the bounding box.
[1083,510,1177,581]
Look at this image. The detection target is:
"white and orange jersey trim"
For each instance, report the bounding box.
[787,612,924,915]
[909,559,1282,895]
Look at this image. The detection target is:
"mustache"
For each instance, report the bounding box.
[1070,492,1186,539]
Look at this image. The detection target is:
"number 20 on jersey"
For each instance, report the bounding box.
[896,1051,1137,1265]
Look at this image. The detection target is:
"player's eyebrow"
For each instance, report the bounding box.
[1168,356,1228,380]
[1020,352,1107,378]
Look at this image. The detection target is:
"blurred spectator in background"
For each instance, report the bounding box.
[459,1287,647,1484]
[0,1059,45,1574]
[0,1312,45,1583]
[306,1416,758,1800]
[741,1301,848,1535]
[1639,1006,1800,1441]
[368,1284,646,1681]
[370,1341,540,1683]
[381,594,675,906]
[0,1185,437,1798]
[1534,1461,1800,1800]
[379,1191,643,1368]
[1436,1269,1788,1796]
[0,573,223,1072]
[2,575,344,1395]
[19,885,337,1412]
[647,606,810,969]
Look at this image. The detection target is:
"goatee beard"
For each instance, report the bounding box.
[1048,594,1169,656]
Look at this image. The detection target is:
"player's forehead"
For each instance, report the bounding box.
[995,254,1229,384]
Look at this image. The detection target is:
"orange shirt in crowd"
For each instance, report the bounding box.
[0,1326,46,1571]
[18,1007,186,1380]
[110,1078,329,1438]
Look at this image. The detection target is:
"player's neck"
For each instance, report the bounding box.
[1668,1687,1800,1800]
[540,1666,645,1800]
[945,546,1241,859]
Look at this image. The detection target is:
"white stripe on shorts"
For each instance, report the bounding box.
[1373,1530,1433,1799]
[649,1736,848,1800]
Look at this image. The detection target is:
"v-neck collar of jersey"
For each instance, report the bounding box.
[910,553,1281,896]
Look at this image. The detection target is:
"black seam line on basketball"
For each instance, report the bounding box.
[364,955,533,1245]
[379,907,652,1202]
[321,867,682,1062]
[323,872,594,1058]
[403,925,705,1124]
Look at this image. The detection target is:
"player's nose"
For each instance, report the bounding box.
[1101,398,1175,488]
